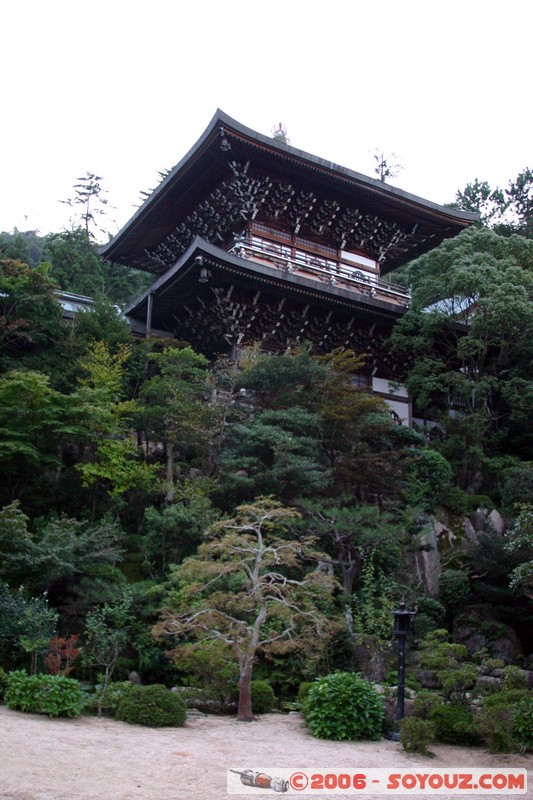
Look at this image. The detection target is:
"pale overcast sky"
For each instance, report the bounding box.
[1,0,531,239]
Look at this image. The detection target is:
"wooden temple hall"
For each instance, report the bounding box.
[101,111,477,425]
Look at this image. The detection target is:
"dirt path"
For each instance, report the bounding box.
[0,706,530,800]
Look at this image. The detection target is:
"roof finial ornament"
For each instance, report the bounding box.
[272,122,289,145]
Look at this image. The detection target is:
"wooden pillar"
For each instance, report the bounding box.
[146,292,154,337]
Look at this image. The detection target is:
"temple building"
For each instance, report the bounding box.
[101,111,477,425]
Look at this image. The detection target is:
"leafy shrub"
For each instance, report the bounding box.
[479,705,516,753]
[403,448,452,510]
[513,694,533,751]
[4,670,84,717]
[172,640,239,712]
[483,689,529,709]
[480,692,533,752]
[437,664,477,702]
[86,680,133,716]
[414,598,446,638]
[0,667,8,700]
[465,495,493,512]
[297,681,314,706]
[303,672,383,741]
[419,631,468,670]
[438,569,470,610]
[502,665,527,691]
[442,486,468,514]
[251,680,277,714]
[413,689,441,719]
[115,684,186,727]
[429,703,481,746]
[400,717,436,755]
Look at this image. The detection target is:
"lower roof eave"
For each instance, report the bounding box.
[125,237,408,326]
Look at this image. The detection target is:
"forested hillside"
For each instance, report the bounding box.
[0,169,531,737]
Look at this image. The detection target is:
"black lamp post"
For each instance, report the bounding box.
[387,602,416,741]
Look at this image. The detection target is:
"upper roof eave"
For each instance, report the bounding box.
[102,110,479,264]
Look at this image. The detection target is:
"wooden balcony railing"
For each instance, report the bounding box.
[227,236,410,307]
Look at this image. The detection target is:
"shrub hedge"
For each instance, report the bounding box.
[4,671,85,717]
[115,684,186,727]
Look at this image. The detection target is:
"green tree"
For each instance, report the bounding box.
[0,229,45,267]
[392,228,533,490]
[0,500,124,593]
[155,497,336,721]
[141,479,218,577]
[136,346,214,503]
[218,407,331,504]
[453,168,532,238]
[42,228,150,304]
[505,504,533,598]
[0,582,58,672]
[0,259,63,370]
[0,370,83,504]
[300,500,401,633]
[43,228,107,298]
[60,172,113,241]
[74,341,157,499]
[82,591,133,717]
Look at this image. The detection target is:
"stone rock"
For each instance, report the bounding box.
[418,670,442,689]
[353,636,388,683]
[490,634,523,664]
[475,675,502,693]
[128,671,141,685]
[462,518,480,546]
[453,606,523,663]
[414,520,442,596]
[488,509,505,536]
[187,707,207,717]
[469,509,488,532]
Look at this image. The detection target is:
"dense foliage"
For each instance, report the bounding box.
[0,172,531,739]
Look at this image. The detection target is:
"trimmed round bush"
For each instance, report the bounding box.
[115,684,186,727]
[303,672,384,741]
[251,680,276,714]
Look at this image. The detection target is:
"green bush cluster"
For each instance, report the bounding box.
[479,705,517,753]
[429,703,481,746]
[412,689,440,719]
[115,683,186,727]
[400,717,436,755]
[4,671,85,717]
[0,667,8,700]
[297,681,314,706]
[86,680,133,716]
[303,672,383,741]
[479,692,533,752]
[513,694,533,751]
[251,680,277,714]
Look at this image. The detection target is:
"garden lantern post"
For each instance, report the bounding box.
[388,602,415,740]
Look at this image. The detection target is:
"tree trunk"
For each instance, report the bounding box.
[237,658,254,721]
[165,442,175,505]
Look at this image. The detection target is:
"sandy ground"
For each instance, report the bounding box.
[0,706,530,800]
